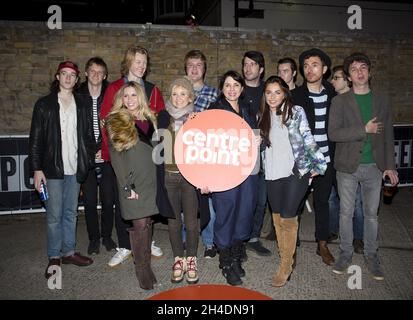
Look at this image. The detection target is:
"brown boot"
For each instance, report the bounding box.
[129,222,155,290]
[317,240,335,266]
[272,216,298,287]
[146,222,157,285]
[272,213,281,257]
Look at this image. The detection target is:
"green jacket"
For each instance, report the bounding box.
[109,141,158,221]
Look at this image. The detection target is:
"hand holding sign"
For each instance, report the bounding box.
[174,110,258,192]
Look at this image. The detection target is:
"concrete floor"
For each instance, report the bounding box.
[0,188,412,300]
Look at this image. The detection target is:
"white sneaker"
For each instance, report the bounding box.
[108,248,131,267]
[151,241,163,257]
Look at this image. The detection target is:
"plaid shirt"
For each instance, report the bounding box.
[194,84,219,112]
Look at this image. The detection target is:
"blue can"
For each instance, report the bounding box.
[39,181,49,201]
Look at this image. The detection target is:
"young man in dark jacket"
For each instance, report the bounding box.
[291,48,337,266]
[77,57,113,256]
[29,61,95,279]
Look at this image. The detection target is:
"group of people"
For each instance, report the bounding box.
[29,44,398,290]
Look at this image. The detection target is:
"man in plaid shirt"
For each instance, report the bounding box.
[184,50,218,112]
[184,49,218,258]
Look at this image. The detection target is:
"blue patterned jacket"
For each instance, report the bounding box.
[283,105,327,177]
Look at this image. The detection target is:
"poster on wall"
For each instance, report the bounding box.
[0,135,42,213]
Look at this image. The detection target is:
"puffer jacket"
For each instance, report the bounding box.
[29,91,95,183]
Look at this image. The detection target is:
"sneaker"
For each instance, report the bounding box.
[364,255,384,280]
[246,240,271,256]
[102,237,117,251]
[186,256,199,284]
[353,239,364,255]
[171,256,186,283]
[88,239,100,255]
[204,245,217,258]
[332,253,352,275]
[151,241,163,258]
[107,248,131,267]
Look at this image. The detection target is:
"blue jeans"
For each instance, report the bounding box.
[201,198,216,247]
[329,184,364,240]
[337,164,382,257]
[249,172,267,242]
[45,175,80,259]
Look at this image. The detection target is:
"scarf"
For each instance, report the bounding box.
[165,100,195,123]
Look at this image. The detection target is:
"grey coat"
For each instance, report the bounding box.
[328,90,395,174]
[109,141,158,221]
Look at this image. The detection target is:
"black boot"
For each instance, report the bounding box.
[219,247,242,286]
[231,241,245,278]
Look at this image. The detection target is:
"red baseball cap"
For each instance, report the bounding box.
[56,61,80,75]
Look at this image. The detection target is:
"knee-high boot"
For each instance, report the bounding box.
[146,222,157,285]
[272,216,298,287]
[273,213,297,269]
[129,222,154,290]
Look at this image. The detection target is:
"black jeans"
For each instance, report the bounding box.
[311,162,334,241]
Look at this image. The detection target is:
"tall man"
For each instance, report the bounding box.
[329,53,398,280]
[100,45,165,267]
[241,51,271,257]
[184,49,219,258]
[292,48,336,266]
[329,65,365,255]
[78,57,110,255]
[29,61,94,279]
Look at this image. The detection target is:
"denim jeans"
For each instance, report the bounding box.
[329,184,364,240]
[249,172,267,242]
[337,164,382,257]
[201,198,216,247]
[45,175,80,259]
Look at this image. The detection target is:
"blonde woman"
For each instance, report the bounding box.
[157,77,200,284]
[105,82,171,290]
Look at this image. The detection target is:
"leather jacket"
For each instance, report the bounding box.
[29,91,95,183]
[76,80,108,153]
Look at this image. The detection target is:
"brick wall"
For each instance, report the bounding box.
[0,21,412,134]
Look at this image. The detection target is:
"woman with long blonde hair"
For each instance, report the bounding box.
[105,82,161,290]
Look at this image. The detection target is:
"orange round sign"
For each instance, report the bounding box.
[174,109,258,192]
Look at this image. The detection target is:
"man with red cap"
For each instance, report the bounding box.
[29,61,95,280]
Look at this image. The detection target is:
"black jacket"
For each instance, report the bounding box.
[29,91,95,183]
[209,97,257,130]
[77,80,109,153]
[291,79,337,162]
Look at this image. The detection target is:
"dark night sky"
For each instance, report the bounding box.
[1,1,412,25]
[0,0,155,24]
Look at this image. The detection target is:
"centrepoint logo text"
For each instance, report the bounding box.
[182,129,251,166]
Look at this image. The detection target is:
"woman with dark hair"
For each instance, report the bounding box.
[207,70,259,286]
[259,76,326,287]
